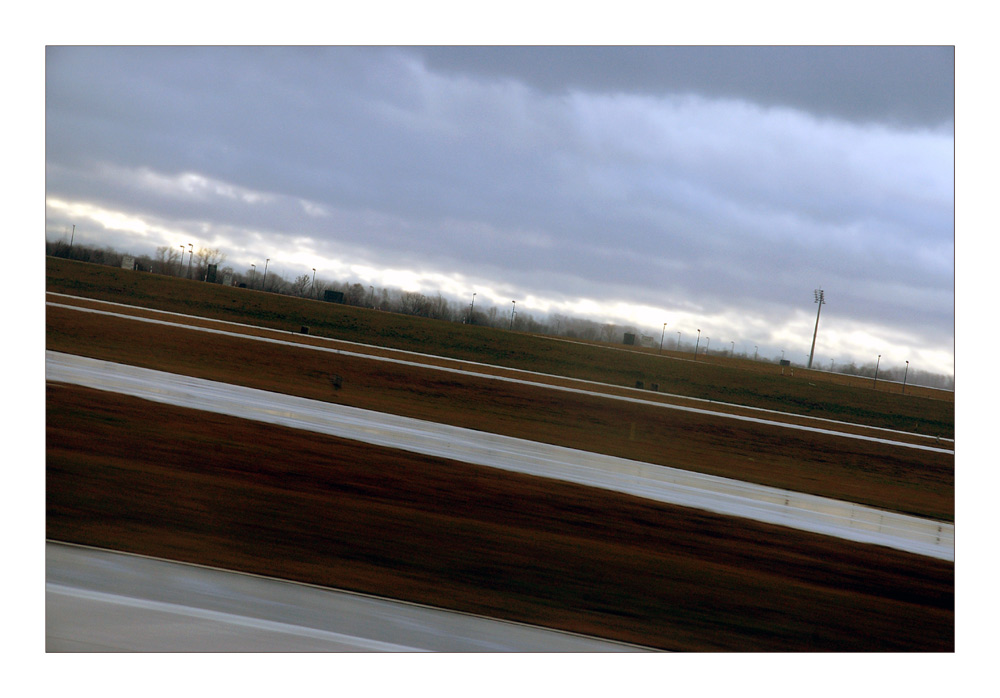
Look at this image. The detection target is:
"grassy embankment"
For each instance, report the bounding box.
[46,257,953,437]
[46,295,953,521]
[45,257,954,651]
[47,383,953,652]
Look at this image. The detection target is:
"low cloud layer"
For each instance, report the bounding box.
[45,46,954,376]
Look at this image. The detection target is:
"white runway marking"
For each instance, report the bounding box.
[46,542,646,652]
[46,295,954,453]
[46,351,954,560]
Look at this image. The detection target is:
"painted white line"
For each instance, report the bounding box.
[47,583,427,652]
[46,542,651,652]
[46,351,954,561]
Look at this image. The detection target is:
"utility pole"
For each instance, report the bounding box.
[694,329,701,359]
[263,258,270,290]
[509,300,516,330]
[660,323,667,353]
[69,224,75,249]
[808,288,825,369]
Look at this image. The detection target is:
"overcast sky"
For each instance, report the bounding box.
[44,45,954,375]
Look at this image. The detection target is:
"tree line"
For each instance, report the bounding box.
[45,239,622,337]
[45,239,954,390]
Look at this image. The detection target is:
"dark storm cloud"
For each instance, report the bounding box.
[412,46,955,127]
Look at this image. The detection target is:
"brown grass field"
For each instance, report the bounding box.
[45,258,955,651]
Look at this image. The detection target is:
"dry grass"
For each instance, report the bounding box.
[44,257,955,651]
[46,257,953,435]
[47,384,954,652]
[46,303,954,521]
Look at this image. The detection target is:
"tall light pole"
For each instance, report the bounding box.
[873,354,881,388]
[70,224,75,250]
[187,244,193,279]
[250,264,256,288]
[694,329,701,359]
[660,323,667,353]
[730,341,735,358]
[808,288,825,369]
[468,292,476,324]
[262,258,269,290]
[179,245,185,276]
[676,331,681,350]
[369,286,375,308]
[509,300,516,330]
[754,345,758,361]
[312,268,316,290]
[902,360,910,395]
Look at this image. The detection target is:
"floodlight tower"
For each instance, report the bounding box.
[808,288,825,369]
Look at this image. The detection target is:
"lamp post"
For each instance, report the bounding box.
[369,286,374,308]
[509,300,516,330]
[873,354,881,389]
[676,331,681,350]
[250,264,256,288]
[660,323,667,353]
[262,258,269,291]
[902,360,909,395]
[694,329,701,359]
[808,288,825,369]
[730,341,735,358]
[179,245,185,276]
[187,244,193,279]
[468,292,476,324]
[754,345,758,361]
[312,268,316,290]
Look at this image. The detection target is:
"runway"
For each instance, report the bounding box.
[46,542,647,652]
[46,350,954,560]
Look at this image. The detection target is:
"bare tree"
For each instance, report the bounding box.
[191,247,225,281]
[345,283,367,306]
[291,274,311,297]
[154,246,183,275]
